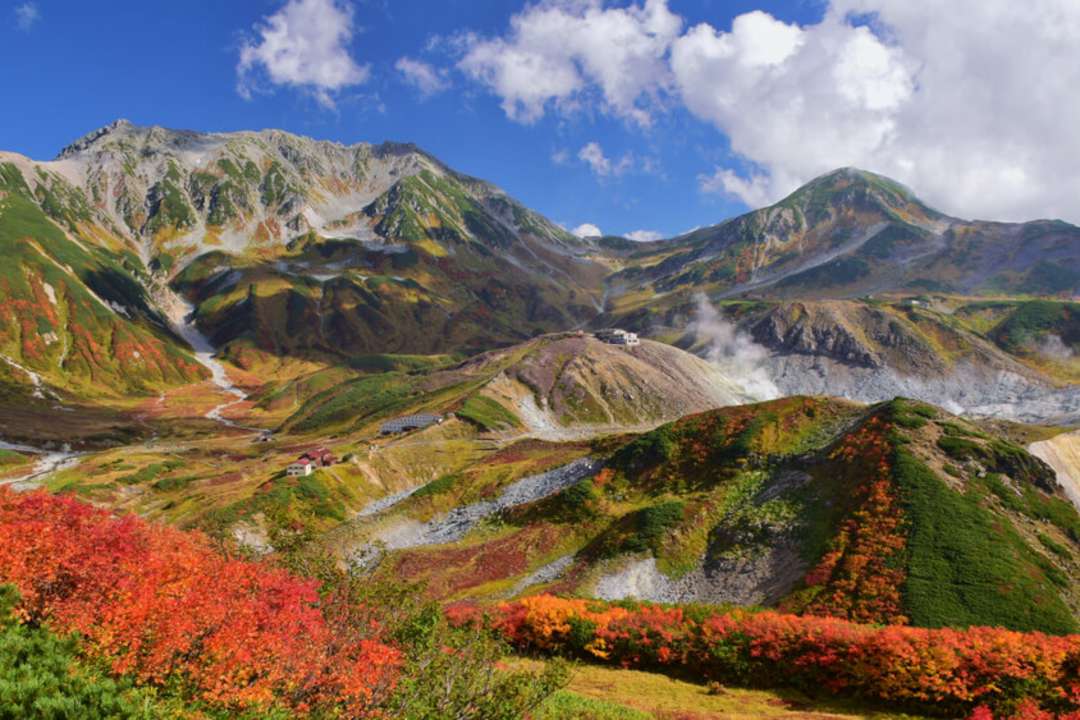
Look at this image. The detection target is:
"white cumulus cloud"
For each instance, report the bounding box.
[672,10,914,207]
[237,0,370,109]
[571,223,603,238]
[456,0,1080,223]
[675,1,1080,222]
[457,0,682,125]
[14,2,38,31]
[396,57,449,97]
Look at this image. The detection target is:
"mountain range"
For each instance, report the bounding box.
[2,121,1080,719]
[1,121,1077,416]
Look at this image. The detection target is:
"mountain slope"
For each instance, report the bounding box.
[604,293,1080,425]
[0,121,605,362]
[340,396,1080,634]
[0,161,205,402]
[281,332,752,437]
[605,168,1080,308]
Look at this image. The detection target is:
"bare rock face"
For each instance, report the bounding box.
[751,304,883,368]
[498,335,753,432]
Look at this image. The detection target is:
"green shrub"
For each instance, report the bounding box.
[1037,532,1070,559]
[0,585,174,719]
[895,450,1076,633]
[331,580,569,720]
[152,475,198,492]
[117,460,184,486]
[938,421,984,439]
[936,436,984,462]
[413,473,460,499]
[558,480,599,521]
[992,300,1077,353]
[621,501,686,555]
[611,424,677,474]
[534,691,650,720]
[290,373,415,432]
[0,450,25,467]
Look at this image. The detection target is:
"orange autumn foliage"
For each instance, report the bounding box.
[0,488,400,716]
[487,594,1080,718]
[798,416,908,624]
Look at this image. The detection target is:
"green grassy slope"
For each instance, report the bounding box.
[0,163,204,400]
[358,396,1080,633]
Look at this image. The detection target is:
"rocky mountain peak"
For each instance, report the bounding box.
[55,118,135,159]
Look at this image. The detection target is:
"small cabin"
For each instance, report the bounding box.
[286,460,314,477]
[595,328,640,346]
[285,447,335,477]
[379,413,444,435]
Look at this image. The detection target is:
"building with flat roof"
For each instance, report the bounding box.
[286,460,314,477]
[379,413,444,435]
[595,328,640,346]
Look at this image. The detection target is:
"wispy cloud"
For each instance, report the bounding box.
[625,229,663,242]
[396,57,449,98]
[551,149,571,166]
[14,2,39,31]
[578,141,632,178]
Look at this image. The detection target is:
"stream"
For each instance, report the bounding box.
[0,438,82,491]
[157,285,264,433]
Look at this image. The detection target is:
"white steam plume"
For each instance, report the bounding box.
[691,294,779,401]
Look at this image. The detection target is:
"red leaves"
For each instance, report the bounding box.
[495,594,1080,718]
[801,418,908,624]
[0,488,399,716]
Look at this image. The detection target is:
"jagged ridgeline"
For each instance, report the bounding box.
[1,121,1078,422]
[602,167,1080,310]
[0,120,606,392]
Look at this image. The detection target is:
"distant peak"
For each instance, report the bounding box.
[780,166,925,208]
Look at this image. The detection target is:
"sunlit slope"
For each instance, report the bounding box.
[343,396,1080,634]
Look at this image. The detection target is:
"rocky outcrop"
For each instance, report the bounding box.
[751,304,882,368]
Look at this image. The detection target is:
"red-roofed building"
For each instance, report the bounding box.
[299,448,335,467]
[285,448,335,477]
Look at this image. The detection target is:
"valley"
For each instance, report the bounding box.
[0,120,1077,719]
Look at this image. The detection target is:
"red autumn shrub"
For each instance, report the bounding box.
[0,488,400,716]
[797,416,908,624]
[493,595,1080,718]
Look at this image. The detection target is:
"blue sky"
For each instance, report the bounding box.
[4,0,1079,235]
